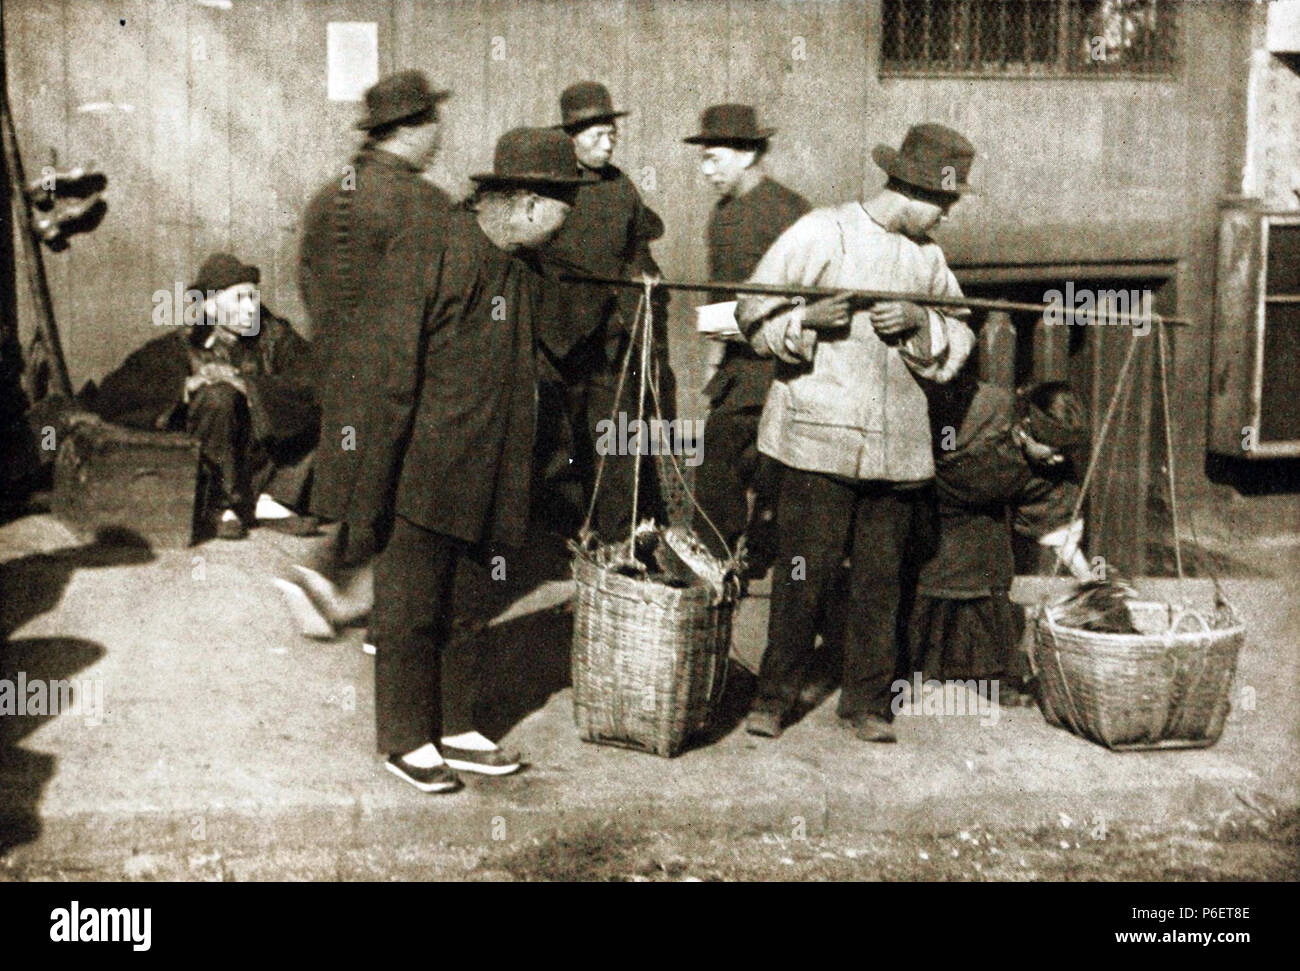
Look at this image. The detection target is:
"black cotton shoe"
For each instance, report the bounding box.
[385,755,462,793]
[439,743,523,776]
[214,510,248,540]
[840,713,897,743]
[745,709,783,738]
[259,514,322,537]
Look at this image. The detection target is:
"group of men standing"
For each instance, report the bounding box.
[82,51,986,791]
[291,71,688,792]
[287,70,978,790]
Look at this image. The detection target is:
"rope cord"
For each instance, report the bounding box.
[645,344,735,564]
[626,278,653,558]
[579,290,646,541]
[1043,324,1226,610]
[1049,328,1144,581]
[1156,322,1228,606]
[577,278,737,566]
[1156,322,1184,581]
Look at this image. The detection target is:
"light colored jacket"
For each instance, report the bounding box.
[738,201,974,482]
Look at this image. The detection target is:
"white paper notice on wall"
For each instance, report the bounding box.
[1268,1,1300,54]
[327,22,378,102]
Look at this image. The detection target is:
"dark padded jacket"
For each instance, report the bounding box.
[535,164,667,378]
[703,177,810,409]
[93,310,316,444]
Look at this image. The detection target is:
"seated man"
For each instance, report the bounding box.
[93,253,320,539]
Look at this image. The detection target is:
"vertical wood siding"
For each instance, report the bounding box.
[3,1,1254,538]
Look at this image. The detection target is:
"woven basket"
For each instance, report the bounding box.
[1031,600,1246,751]
[570,552,737,757]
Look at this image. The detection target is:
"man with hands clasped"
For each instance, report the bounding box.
[736,123,979,744]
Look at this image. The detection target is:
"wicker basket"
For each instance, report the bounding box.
[570,552,737,757]
[1031,600,1246,751]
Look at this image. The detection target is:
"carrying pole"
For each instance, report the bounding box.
[559,273,1192,329]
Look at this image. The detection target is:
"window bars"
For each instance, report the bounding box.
[881,0,1178,78]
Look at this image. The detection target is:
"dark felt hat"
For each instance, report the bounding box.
[683,104,776,145]
[355,70,451,131]
[190,253,259,295]
[872,123,976,196]
[470,127,598,186]
[557,81,628,131]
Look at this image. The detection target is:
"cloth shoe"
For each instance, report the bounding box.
[438,742,523,776]
[291,564,371,626]
[384,755,462,793]
[839,713,897,743]
[745,709,783,738]
[259,514,323,537]
[273,578,335,640]
[214,509,248,540]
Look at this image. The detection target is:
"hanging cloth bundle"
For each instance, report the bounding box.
[1028,323,1247,751]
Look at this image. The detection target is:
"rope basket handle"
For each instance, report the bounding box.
[578,276,739,570]
[1166,606,1213,637]
[1045,328,1141,587]
[1040,321,1230,611]
[579,287,644,545]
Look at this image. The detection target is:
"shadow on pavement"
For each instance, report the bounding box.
[0,526,153,856]
[467,607,574,742]
[440,526,850,751]
[443,527,575,742]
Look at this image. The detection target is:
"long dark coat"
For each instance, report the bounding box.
[535,164,666,373]
[381,205,542,549]
[298,146,452,556]
[92,309,317,443]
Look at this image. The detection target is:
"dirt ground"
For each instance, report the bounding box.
[4,805,1295,882]
[458,809,1300,882]
[3,514,1297,883]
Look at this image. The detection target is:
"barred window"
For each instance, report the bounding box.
[880,0,1178,78]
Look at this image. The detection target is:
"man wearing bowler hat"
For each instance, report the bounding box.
[287,70,454,638]
[735,123,978,743]
[534,81,672,540]
[95,252,318,541]
[683,104,810,573]
[370,127,593,792]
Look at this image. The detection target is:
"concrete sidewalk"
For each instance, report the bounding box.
[1,513,1297,878]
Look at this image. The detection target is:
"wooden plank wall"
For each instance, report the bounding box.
[3,0,1254,520]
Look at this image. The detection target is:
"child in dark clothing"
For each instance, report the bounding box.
[907,376,1093,703]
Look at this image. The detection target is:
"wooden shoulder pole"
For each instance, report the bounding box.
[559,273,1192,329]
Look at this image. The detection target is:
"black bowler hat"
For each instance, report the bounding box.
[470,128,599,186]
[190,252,259,294]
[355,70,451,131]
[872,123,976,195]
[557,81,628,131]
[683,104,776,146]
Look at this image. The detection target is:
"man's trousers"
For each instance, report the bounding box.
[186,383,254,519]
[371,516,478,754]
[693,404,780,568]
[186,381,315,519]
[757,466,926,722]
